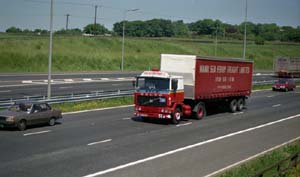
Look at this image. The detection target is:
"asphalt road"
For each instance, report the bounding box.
[0,89,299,177]
[0,71,276,100]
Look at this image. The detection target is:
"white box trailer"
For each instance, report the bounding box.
[274,57,300,77]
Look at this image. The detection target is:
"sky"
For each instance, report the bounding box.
[0,0,299,32]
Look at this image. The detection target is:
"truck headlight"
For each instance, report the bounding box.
[6,117,16,122]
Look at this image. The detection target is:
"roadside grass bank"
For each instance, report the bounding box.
[51,96,133,113]
[217,139,300,177]
[1,34,300,72]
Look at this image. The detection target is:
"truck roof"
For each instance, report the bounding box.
[161,54,253,63]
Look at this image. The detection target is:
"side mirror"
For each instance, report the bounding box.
[132,80,136,87]
[171,79,178,90]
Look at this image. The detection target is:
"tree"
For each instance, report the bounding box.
[6,26,22,33]
[172,20,189,36]
[55,28,82,35]
[83,24,109,35]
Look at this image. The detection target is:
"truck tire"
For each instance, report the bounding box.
[194,103,206,120]
[171,108,181,124]
[229,99,238,113]
[237,98,245,111]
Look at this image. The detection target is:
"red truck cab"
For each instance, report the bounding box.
[134,70,188,123]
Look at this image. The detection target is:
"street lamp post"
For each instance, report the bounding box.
[243,0,248,59]
[214,26,218,56]
[121,8,139,71]
[47,0,54,100]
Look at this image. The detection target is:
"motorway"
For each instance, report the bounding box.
[0,72,275,100]
[0,88,299,177]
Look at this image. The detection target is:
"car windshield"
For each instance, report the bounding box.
[277,80,287,84]
[8,103,31,112]
[137,77,170,90]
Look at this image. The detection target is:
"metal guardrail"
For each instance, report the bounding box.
[0,89,134,109]
[251,152,300,177]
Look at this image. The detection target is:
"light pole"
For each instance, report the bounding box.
[47,0,54,100]
[121,8,139,71]
[243,0,248,59]
[214,26,218,56]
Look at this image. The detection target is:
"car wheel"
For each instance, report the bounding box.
[48,117,56,126]
[17,120,27,131]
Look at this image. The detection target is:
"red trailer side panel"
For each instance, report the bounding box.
[194,58,253,99]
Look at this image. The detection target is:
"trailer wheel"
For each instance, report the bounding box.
[194,103,206,120]
[237,98,245,111]
[229,99,238,113]
[171,108,181,124]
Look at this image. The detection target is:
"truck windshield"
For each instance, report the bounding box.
[137,77,170,91]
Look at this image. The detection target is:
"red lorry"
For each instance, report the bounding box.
[134,54,253,124]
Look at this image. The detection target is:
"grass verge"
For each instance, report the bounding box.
[217,140,300,177]
[51,96,133,113]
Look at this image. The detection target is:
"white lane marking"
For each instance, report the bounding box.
[64,79,74,82]
[272,104,281,108]
[87,139,112,146]
[23,130,51,136]
[59,86,73,89]
[233,112,244,115]
[122,117,131,120]
[101,78,109,80]
[267,95,275,98]
[0,90,11,93]
[22,80,33,83]
[204,136,300,177]
[176,122,192,127]
[43,80,54,83]
[63,105,134,115]
[83,78,92,81]
[81,114,300,177]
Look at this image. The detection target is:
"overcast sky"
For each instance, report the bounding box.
[0,0,299,32]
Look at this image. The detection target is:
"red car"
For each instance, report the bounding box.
[272,79,296,92]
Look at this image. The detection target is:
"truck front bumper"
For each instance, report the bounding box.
[134,112,172,119]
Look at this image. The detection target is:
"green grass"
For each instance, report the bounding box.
[51,96,133,113]
[217,140,300,177]
[0,33,300,72]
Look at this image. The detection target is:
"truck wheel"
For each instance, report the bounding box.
[141,117,149,122]
[237,98,245,111]
[17,120,27,131]
[194,103,206,120]
[171,108,181,124]
[229,99,237,113]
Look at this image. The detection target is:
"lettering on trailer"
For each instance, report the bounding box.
[199,65,250,74]
[199,64,250,89]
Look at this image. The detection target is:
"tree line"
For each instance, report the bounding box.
[5,18,300,42]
